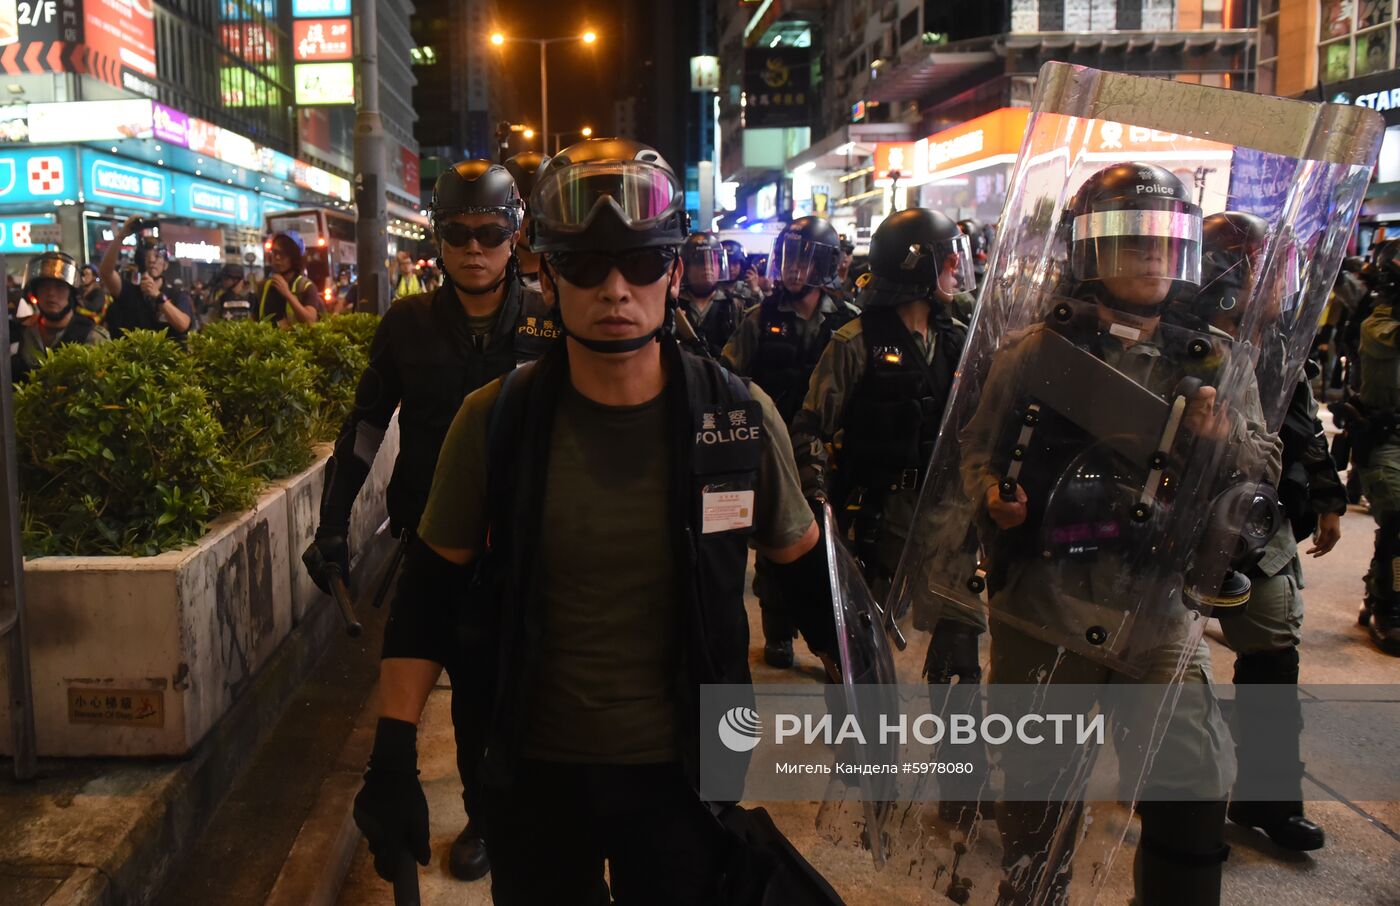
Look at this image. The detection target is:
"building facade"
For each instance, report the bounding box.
[0,0,424,281]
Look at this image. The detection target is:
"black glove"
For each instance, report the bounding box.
[924,618,983,685]
[305,529,349,595]
[769,524,838,657]
[352,717,431,882]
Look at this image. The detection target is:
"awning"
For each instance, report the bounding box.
[864,47,1000,104]
[786,122,916,172]
[1004,29,1253,55]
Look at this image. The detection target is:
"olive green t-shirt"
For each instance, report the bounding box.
[418,370,812,763]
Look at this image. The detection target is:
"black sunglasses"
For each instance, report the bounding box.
[548,249,677,288]
[438,222,515,249]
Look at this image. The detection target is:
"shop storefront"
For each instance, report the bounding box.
[1325,69,1400,249]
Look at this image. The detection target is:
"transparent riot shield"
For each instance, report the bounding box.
[849,63,1382,900]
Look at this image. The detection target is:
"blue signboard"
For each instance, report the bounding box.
[0,147,79,207]
[0,214,58,254]
[172,173,265,226]
[84,151,170,211]
[292,0,351,16]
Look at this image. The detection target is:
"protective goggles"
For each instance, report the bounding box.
[531,160,683,234]
[766,234,840,288]
[548,248,677,288]
[438,222,515,249]
[1071,208,1202,286]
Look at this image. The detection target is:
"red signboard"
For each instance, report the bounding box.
[399,145,420,193]
[293,18,352,62]
[85,0,157,89]
[221,23,277,63]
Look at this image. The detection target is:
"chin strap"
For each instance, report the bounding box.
[552,260,679,354]
[439,253,517,298]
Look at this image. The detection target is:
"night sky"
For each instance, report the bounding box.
[487,0,633,153]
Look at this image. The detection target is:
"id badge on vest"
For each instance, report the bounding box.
[694,399,763,535]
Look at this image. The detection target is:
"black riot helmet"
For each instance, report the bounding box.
[23,250,79,316]
[680,232,729,296]
[720,239,747,282]
[1373,238,1400,287]
[1342,255,1365,274]
[528,137,688,253]
[861,208,975,308]
[1192,211,1270,332]
[431,159,523,233]
[503,151,550,209]
[766,215,841,292]
[1064,162,1203,312]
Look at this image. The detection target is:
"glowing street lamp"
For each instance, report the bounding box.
[488,29,599,152]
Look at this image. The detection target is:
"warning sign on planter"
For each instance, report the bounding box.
[67,687,164,728]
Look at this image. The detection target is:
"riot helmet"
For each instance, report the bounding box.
[219,262,245,283]
[1191,211,1269,332]
[23,251,79,319]
[766,216,841,293]
[431,159,523,233]
[721,239,747,282]
[861,208,974,308]
[958,217,990,278]
[503,152,550,209]
[529,137,687,253]
[680,232,728,297]
[1342,255,1365,274]
[1373,237,1400,288]
[1065,162,1202,312]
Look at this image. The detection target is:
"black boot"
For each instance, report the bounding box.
[1134,801,1229,906]
[761,608,795,669]
[1368,597,1400,655]
[449,822,489,881]
[1228,801,1324,851]
[1229,647,1325,852]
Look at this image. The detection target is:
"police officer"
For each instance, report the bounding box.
[503,151,550,298]
[722,215,860,667]
[790,209,989,823]
[1188,211,1337,852]
[13,251,108,382]
[720,238,762,308]
[961,165,1280,904]
[676,232,743,358]
[306,159,557,882]
[348,138,836,904]
[1356,237,1400,656]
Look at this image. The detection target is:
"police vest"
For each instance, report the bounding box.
[681,290,742,359]
[377,282,560,532]
[837,305,965,493]
[749,295,856,424]
[475,341,761,793]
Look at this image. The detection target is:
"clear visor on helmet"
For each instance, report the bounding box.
[1071,209,1202,286]
[766,233,840,289]
[531,160,683,233]
[681,245,729,292]
[921,232,976,296]
[23,254,77,291]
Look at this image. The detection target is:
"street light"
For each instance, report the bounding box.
[489,29,598,153]
[582,126,593,137]
[522,128,535,141]
[553,125,595,153]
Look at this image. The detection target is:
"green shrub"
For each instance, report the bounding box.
[16,330,254,556]
[292,317,372,439]
[322,312,380,351]
[188,320,322,480]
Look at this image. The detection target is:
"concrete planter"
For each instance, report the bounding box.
[0,416,399,758]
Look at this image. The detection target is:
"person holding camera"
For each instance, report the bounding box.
[99,216,194,341]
